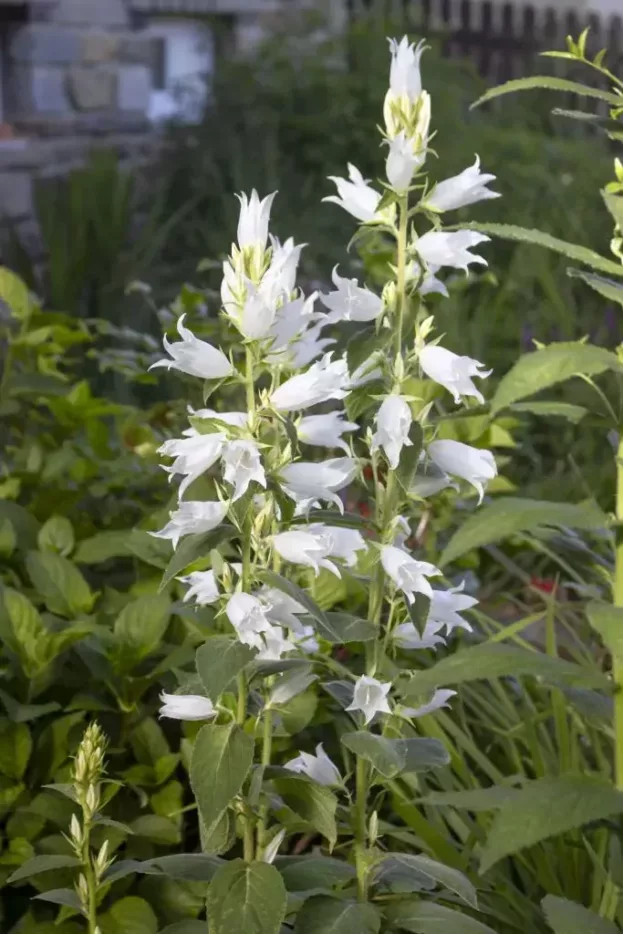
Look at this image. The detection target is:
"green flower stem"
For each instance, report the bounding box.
[613,435,623,790]
[256,705,273,856]
[82,827,98,934]
[354,755,369,901]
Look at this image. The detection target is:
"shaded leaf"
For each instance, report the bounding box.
[568,269,623,308]
[190,722,254,838]
[196,637,256,703]
[542,895,619,934]
[472,75,622,109]
[8,854,80,883]
[271,774,337,848]
[510,401,588,423]
[274,856,355,892]
[208,859,287,934]
[294,896,381,933]
[160,526,237,590]
[371,854,476,906]
[26,551,94,616]
[386,900,497,933]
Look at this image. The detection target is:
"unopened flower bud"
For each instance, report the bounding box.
[95,840,110,877]
[368,811,379,847]
[70,814,82,846]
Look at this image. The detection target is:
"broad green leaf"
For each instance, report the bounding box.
[269,666,317,706]
[190,722,254,838]
[510,402,588,423]
[160,526,237,590]
[8,854,81,883]
[371,854,476,906]
[130,814,180,846]
[440,498,608,566]
[542,895,619,934]
[421,785,520,810]
[274,856,355,892]
[293,896,381,934]
[158,925,206,934]
[108,896,158,934]
[74,531,134,564]
[401,644,609,695]
[472,75,622,109]
[341,732,406,778]
[492,342,621,414]
[207,859,287,934]
[480,775,623,873]
[37,516,74,557]
[0,721,32,780]
[587,603,623,662]
[271,774,337,848]
[26,551,94,616]
[0,518,16,557]
[399,738,451,772]
[34,889,82,910]
[112,594,171,669]
[454,223,623,278]
[386,900,497,933]
[0,501,39,550]
[0,266,31,319]
[315,612,377,644]
[196,637,256,702]
[568,269,623,308]
[137,854,223,881]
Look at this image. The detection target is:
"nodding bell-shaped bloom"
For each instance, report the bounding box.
[238,280,278,340]
[264,235,305,298]
[150,315,233,381]
[419,264,449,298]
[394,619,447,650]
[158,431,226,500]
[236,189,276,250]
[381,544,441,601]
[419,344,491,405]
[279,457,357,513]
[428,583,477,634]
[159,692,216,721]
[270,355,349,412]
[428,439,497,504]
[401,688,457,719]
[415,230,490,274]
[321,267,383,324]
[180,569,219,605]
[190,407,248,429]
[298,411,358,454]
[226,592,274,651]
[285,744,342,786]
[222,439,266,502]
[346,675,392,725]
[257,625,296,661]
[272,523,366,577]
[372,395,412,470]
[386,131,423,192]
[152,500,229,550]
[258,587,307,630]
[309,523,367,568]
[324,163,381,223]
[424,157,499,212]
[266,292,319,357]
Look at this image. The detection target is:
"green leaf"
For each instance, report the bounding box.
[568,269,623,308]
[108,896,158,934]
[400,738,451,772]
[420,786,521,810]
[112,594,171,669]
[401,644,609,695]
[26,551,94,616]
[440,498,608,566]
[34,889,82,910]
[316,612,377,644]
[510,402,588,423]
[196,637,256,703]
[454,223,623,279]
[386,901,497,933]
[271,774,337,848]
[190,722,254,838]
[396,423,424,494]
[0,266,31,319]
[0,518,16,558]
[130,814,180,846]
[37,516,75,557]
[293,896,381,933]
[492,342,621,414]
[480,775,623,873]
[472,75,622,109]
[158,925,206,934]
[0,501,39,550]
[207,859,287,934]
[274,856,355,892]
[7,854,81,883]
[371,854,477,906]
[142,853,224,881]
[587,603,623,662]
[74,530,134,564]
[0,721,32,780]
[542,895,619,934]
[341,732,405,778]
[160,526,237,590]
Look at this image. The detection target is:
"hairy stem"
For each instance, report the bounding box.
[613,436,623,790]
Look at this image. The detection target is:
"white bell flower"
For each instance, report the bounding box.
[272,529,339,577]
[152,500,229,550]
[387,36,425,106]
[298,411,358,454]
[394,620,447,650]
[236,189,276,250]
[226,592,273,651]
[372,395,412,470]
[256,586,307,630]
[159,692,216,721]
[266,292,318,356]
[428,583,478,634]
[278,321,336,370]
[321,267,383,323]
[415,230,490,274]
[158,431,226,500]
[238,280,278,340]
[424,157,499,212]
[348,355,383,388]
[419,264,449,298]
[279,457,356,512]
[381,545,441,601]
[222,439,266,502]
[386,131,423,192]
[293,624,319,655]
[308,523,367,568]
[324,163,381,222]
[410,459,454,497]
[401,689,457,719]
[346,675,392,725]
[264,235,304,298]
[180,569,219,606]
[270,355,349,412]
[189,407,248,429]
[150,315,233,381]
[419,344,491,405]
[428,439,497,503]
[285,743,342,786]
[256,625,296,660]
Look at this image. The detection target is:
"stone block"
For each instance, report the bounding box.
[9,25,81,64]
[52,0,128,28]
[67,67,117,111]
[81,32,121,63]
[117,65,151,113]
[0,172,33,220]
[6,65,71,115]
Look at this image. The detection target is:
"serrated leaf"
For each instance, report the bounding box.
[568,268,623,308]
[440,498,608,566]
[371,853,476,906]
[510,401,588,423]
[190,722,254,838]
[542,895,619,934]
[207,859,287,934]
[8,854,81,883]
[480,775,623,873]
[386,900,497,933]
[160,526,237,590]
[293,896,381,933]
[271,774,337,848]
[472,75,622,109]
[196,636,256,702]
[26,551,94,616]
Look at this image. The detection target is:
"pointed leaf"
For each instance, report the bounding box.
[568,269,623,308]
[542,895,619,934]
[207,859,287,934]
[8,854,81,883]
[196,637,256,702]
[274,856,355,892]
[293,896,381,933]
[510,401,588,423]
[386,900,497,933]
[399,738,451,772]
[271,774,337,847]
[341,732,406,778]
[472,75,621,109]
[190,722,254,838]
[112,594,171,669]
[34,889,82,910]
[371,854,476,906]
[160,526,237,590]
[259,570,330,630]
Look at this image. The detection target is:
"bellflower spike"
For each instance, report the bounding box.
[415,230,490,274]
[298,411,358,453]
[424,157,499,212]
[386,131,423,192]
[428,439,497,504]
[402,689,457,719]
[346,675,392,725]
[372,395,412,469]
[321,267,383,323]
[381,544,441,601]
[226,592,273,651]
[159,693,216,721]
[270,355,349,412]
[236,189,276,250]
[152,500,228,550]
[158,431,226,500]
[285,744,342,786]
[394,620,446,650]
[180,569,219,606]
[324,163,381,223]
[279,457,357,512]
[222,439,266,502]
[419,344,491,405]
[150,315,233,381]
[428,583,477,634]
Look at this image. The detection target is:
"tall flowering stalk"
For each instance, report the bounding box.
[149,34,499,933]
